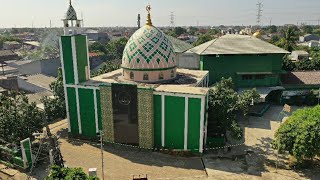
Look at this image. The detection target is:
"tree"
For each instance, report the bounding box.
[302,25,313,34]
[193,34,213,47]
[268,25,278,33]
[0,91,44,144]
[41,68,66,121]
[45,165,99,180]
[276,26,299,52]
[174,27,187,36]
[91,60,120,77]
[208,78,259,140]
[188,26,199,36]
[273,106,320,163]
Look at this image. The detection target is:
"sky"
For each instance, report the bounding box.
[0,0,319,28]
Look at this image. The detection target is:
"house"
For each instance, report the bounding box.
[309,40,320,48]
[299,34,320,42]
[290,50,309,61]
[7,58,61,77]
[0,50,19,61]
[83,29,109,43]
[3,41,22,50]
[187,34,289,88]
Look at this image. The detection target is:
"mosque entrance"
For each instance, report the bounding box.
[112,84,139,145]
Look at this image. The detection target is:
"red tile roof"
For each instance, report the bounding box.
[281,71,320,85]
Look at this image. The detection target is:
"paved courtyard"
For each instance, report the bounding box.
[203,105,320,180]
[2,105,320,179]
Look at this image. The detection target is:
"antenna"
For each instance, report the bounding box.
[256,1,263,27]
[81,11,84,27]
[137,14,141,29]
[170,12,175,27]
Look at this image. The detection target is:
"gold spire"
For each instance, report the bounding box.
[146,5,153,26]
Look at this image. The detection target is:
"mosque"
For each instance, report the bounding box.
[60,2,209,153]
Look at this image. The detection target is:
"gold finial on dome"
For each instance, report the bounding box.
[146,5,153,26]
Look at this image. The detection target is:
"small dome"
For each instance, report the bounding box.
[122,5,176,83]
[253,31,262,38]
[65,1,77,20]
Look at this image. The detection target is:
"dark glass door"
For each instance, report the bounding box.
[112,84,139,145]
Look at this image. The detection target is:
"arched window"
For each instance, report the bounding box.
[130,72,134,80]
[159,72,164,80]
[170,70,174,78]
[143,73,149,80]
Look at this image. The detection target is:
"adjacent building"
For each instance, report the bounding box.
[187,34,289,88]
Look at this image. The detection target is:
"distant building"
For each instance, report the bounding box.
[0,50,19,61]
[83,29,109,43]
[290,50,309,61]
[3,41,21,50]
[308,40,320,48]
[23,41,40,50]
[299,34,320,42]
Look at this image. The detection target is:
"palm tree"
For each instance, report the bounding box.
[277,26,299,52]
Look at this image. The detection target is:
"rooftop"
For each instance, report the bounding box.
[25,74,56,90]
[0,50,17,58]
[166,35,193,53]
[281,71,320,85]
[188,34,289,55]
[84,68,209,95]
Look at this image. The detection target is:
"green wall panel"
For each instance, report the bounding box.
[153,95,162,148]
[201,54,284,87]
[96,90,103,131]
[75,35,89,83]
[165,96,185,149]
[78,88,96,138]
[61,36,75,84]
[187,98,201,151]
[67,87,79,135]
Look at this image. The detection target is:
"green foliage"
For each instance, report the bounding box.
[0,91,44,144]
[302,25,314,34]
[193,34,213,47]
[273,106,320,162]
[208,78,260,140]
[91,60,120,77]
[89,38,128,61]
[174,27,187,36]
[46,165,99,180]
[268,25,278,33]
[275,26,299,52]
[41,68,66,121]
[0,35,20,49]
[188,27,199,36]
[282,47,320,71]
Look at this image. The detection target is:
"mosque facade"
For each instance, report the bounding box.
[60,3,209,153]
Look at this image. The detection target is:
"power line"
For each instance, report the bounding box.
[256,1,263,26]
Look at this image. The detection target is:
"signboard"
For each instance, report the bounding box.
[20,138,33,168]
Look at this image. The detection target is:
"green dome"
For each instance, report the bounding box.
[122,25,176,70]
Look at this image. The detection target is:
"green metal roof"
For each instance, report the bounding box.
[189,34,289,55]
[165,35,193,53]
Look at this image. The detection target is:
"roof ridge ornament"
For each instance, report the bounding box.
[146,5,153,26]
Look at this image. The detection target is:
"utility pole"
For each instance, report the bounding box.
[256,1,263,27]
[170,12,175,27]
[98,130,105,180]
